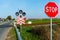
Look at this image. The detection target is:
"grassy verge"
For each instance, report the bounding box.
[5,27,17,40]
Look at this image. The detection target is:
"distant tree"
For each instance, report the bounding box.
[6,15,12,20]
[12,18,15,20]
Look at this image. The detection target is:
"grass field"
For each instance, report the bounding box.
[26,18,60,24]
[6,18,60,40]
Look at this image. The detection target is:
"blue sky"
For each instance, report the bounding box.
[0,0,60,19]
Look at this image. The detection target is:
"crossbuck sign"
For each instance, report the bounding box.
[16,16,26,25]
[15,10,26,25]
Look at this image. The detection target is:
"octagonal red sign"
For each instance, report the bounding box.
[44,2,58,18]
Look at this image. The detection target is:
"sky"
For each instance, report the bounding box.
[0,0,60,19]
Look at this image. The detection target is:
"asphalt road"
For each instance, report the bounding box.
[0,20,12,40]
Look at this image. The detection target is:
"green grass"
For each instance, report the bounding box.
[20,26,37,40]
[26,19,49,24]
[20,25,50,40]
[26,18,60,24]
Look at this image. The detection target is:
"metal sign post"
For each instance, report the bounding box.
[50,18,52,40]
[20,23,22,32]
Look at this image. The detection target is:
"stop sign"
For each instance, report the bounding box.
[44,2,58,18]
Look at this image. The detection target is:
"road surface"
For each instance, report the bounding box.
[0,20,12,40]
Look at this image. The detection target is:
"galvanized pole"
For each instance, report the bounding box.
[20,23,22,32]
[50,18,52,40]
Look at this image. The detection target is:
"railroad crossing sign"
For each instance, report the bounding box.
[44,2,58,40]
[15,10,26,25]
[16,16,25,25]
[44,2,58,18]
